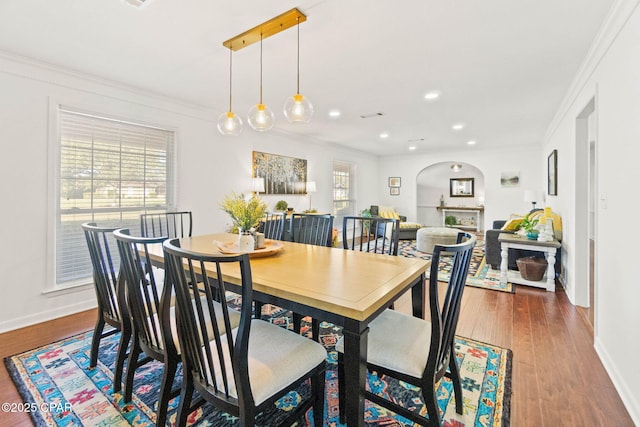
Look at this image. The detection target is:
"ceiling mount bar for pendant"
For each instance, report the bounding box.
[222,8,307,51]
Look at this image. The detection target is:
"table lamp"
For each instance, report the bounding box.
[524,190,542,210]
[251,177,265,195]
[306,181,317,210]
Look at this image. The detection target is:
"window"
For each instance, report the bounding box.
[332,160,356,226]
[55,107,176,288]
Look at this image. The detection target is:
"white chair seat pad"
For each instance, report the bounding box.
[202,319,326,406]
[335,309,431,378]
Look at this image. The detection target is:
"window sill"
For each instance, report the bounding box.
[42,282,93,297]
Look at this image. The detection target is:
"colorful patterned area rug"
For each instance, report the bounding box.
[398,238,515,293]
[5,306,512,427]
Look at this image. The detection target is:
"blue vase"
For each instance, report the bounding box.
[526,231,539,240]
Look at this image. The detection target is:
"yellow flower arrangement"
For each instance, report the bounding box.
[219,192,267,233]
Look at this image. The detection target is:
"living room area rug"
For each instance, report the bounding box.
[398,236,515,294]
[5,306,512,427]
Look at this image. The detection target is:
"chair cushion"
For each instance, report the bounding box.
[335,309,431,378]
[399,222,421,229]
[201,320,327,405]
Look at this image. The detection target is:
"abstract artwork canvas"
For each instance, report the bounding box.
[252,151,308,195]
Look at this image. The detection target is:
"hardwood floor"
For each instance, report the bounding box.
[1,284,634,426]
[0,309,97,427]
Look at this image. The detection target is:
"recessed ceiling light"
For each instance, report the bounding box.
[379,132,389,139]
[452,123,466,131]
[424,91,441,101]
[467,140,477,145]
[408,146,417,151]
[328,110,341,118]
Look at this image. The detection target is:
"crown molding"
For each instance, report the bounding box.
[543,0,640,141]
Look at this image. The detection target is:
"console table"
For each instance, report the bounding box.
[498,233,561,292]
[437,206,484,232]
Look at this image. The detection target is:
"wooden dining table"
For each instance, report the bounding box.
[146,233,430,426]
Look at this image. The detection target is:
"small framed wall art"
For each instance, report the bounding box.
[390,187,400,196]
[388,177,401,188]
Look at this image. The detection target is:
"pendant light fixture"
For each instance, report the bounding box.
[217,45,243,136]
[283,16,313,123]
[247,34,275,132]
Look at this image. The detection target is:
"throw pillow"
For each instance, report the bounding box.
[501,217,524,231]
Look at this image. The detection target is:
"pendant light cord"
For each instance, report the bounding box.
[259,34,263,104]
[296,17,300,94]
[228,46,233,112]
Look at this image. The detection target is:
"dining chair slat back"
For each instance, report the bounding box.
[290,213,334,247]
[259,212,287,241]
[140,211,192,238]
[81,222,129,394]
[342,216,399,256]
[113,228,178,426]
[162,238,327,427]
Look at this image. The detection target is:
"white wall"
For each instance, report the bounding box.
[0,52,378,332]
[542,0,640,422]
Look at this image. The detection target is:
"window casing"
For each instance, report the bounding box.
[55,108,176,288]
[333,161,356,227]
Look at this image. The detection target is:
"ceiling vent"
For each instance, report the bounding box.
[360,112,384,119]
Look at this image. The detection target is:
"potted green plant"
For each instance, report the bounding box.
[445,215,457,226]
[275,200,288,211]
[219,192,267,250]
[519,216,539,240]
[361,208,372,232]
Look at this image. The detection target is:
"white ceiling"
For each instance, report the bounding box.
[0,0,614,155]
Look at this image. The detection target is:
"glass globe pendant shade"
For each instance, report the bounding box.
[217,111,243,136]
[248,103,275,131]
[284,93,314,123]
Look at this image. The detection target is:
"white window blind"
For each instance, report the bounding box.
[333,160,356,226]
[56,108,176,287]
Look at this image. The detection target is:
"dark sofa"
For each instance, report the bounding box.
[485,220,519,269]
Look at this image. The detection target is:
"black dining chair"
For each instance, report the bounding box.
[336,232,477,426]
[253,212,287,319]
[258,211,287,241]
[289,213,334,338]
[162,238,327,427]
[114,228,241,426]
[140,211,192,238]
[342,215,399,255]
[289,213,334,247]
[113,229,176,426]
[81,222,129,394]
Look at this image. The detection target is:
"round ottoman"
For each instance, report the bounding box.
[416,227,462,254]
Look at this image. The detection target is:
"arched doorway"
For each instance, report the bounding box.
[416,161,485,229]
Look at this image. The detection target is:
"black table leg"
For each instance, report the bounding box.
[342,320,368,427]
[411,272,426,318]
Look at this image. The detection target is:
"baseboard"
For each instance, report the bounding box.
[0,299,97,334]
[594,336,640,425]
